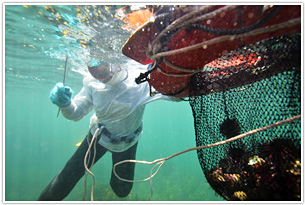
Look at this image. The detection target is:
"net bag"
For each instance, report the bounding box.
[189,33,301,200]
[121,5,301,201]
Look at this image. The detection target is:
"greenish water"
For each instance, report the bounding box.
[4,4,224,202]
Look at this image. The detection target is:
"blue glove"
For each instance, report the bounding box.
[50,82,72,107]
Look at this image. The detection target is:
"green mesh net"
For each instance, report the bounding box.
[189,33,301,201]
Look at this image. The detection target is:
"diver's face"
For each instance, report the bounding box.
[101,64,123,84]
[88,64,113,83]
[88,63,125,85]
[99,71,113,83]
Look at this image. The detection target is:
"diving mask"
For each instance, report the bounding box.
[88,62,127,85]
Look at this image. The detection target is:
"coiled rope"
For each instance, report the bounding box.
[149,5,239,57]
[152,17,300,61]
[144,5,300,78]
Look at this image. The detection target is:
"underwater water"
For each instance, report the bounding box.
[4,4,224,202]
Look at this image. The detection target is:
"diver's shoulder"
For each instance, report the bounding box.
[83,75,107,90]
[83,75,97,85]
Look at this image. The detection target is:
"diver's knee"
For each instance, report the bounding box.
[38,190,61,201]
[110,181,133,198]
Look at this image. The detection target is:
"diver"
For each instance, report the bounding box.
[38,60,180,201]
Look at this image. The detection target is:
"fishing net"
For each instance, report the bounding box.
[121,5,301,201]
[189,33,301,200]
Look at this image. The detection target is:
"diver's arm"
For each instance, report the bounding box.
[162,95,183,102]
[60,87,94,121]
[149,92,183,103]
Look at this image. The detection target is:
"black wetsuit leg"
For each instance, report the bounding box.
[38,131,107,201]
[110,142,138,198]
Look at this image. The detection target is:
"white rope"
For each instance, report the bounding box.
[83,128,100,201]
[150,18,301,60]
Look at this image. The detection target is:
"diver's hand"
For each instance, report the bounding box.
[50,82,72,107]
